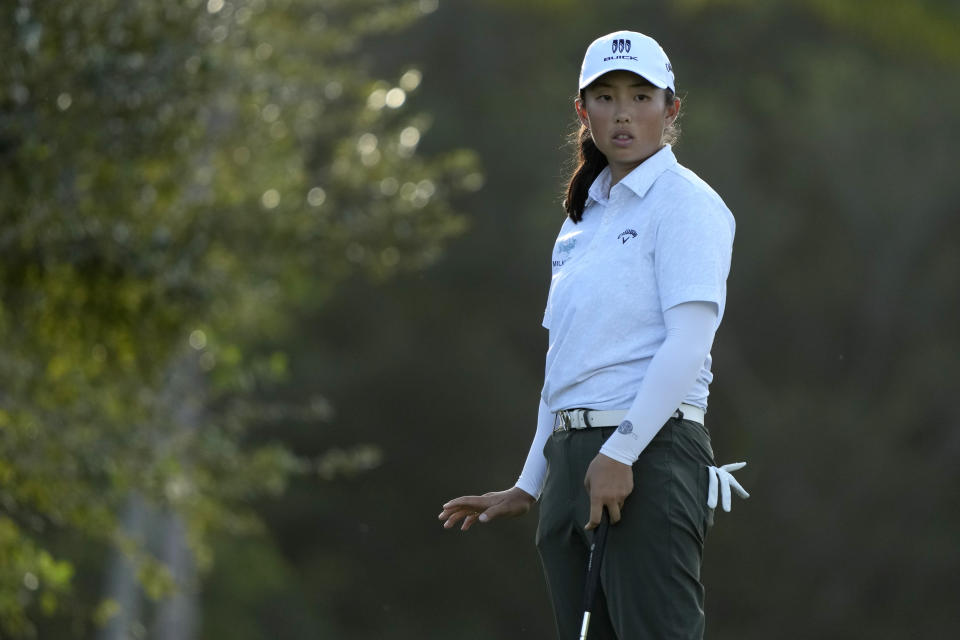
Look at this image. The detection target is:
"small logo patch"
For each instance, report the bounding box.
[553,236,577,267]
[557,237,576,254]
[617,420,633,434]
[611,38,631,53]
[617,229,638,244]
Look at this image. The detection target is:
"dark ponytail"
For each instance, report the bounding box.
[562,88,679,223]
[562,117,608,224]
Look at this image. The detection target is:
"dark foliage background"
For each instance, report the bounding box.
[3,0,958,638]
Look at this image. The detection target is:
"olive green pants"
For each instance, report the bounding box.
[536,418,715,639]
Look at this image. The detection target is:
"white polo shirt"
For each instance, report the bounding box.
[541,145,734,412]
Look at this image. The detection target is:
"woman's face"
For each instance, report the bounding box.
[576,70,679,184]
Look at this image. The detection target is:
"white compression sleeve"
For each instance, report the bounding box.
[599,301,719,465]
[514,397,554,499]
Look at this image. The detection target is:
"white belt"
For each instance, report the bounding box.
[553,403,705,433]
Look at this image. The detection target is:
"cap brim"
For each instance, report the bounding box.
[579,67,671,91]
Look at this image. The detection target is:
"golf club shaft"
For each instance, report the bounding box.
[579,509,610,639]
[579,612,592,640]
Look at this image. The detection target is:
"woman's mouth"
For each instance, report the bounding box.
[612,132,633,147]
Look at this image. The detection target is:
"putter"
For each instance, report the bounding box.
[579,508,610,640]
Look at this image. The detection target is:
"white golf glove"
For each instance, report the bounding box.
[706,462,750,512]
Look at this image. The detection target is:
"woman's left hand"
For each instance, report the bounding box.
[583,453,634,529]
[438,487,535,531]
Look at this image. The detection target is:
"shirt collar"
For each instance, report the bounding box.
[586,166,613,207]
[586,144,678,206]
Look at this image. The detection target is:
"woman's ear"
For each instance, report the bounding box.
[665,96,681,126]
[574,97,589,128]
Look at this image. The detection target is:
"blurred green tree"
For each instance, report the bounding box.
[0,0,479,636]
[222,1,958,638]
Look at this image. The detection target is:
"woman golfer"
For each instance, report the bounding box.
[439,30,747,639]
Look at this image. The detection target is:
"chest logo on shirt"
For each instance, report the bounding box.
[617,229,638,244]
[553,237,577,267]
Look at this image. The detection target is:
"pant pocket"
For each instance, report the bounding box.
[674,420,715,537]
[700,463,715,532]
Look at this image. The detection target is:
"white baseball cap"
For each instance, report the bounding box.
[578,30,675,91]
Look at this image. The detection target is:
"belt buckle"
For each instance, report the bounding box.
[553,411,568,433]
[554,409,595,433]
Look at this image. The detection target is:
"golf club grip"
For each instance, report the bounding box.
[581,509,611,615]
[594,509,610,559]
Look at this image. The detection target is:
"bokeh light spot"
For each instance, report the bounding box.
[366,88,386,110]
[23,573,38,591]
[357,133,378,154]
[262,103,280,122]
[400,182,417,199]
[385,88,406,109]
[360,149,381,167]
[261,189,281,209]
[417,180,436,198]
[399,69,422,92]
[255,42,273,61]
[462,172,485,191]
[189,330,207,350]
[379,177,399,196]
[307,187,326,207]
[399,126,420,148]
[325,81,343,100]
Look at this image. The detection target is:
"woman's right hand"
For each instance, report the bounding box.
[438,487,536,531]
